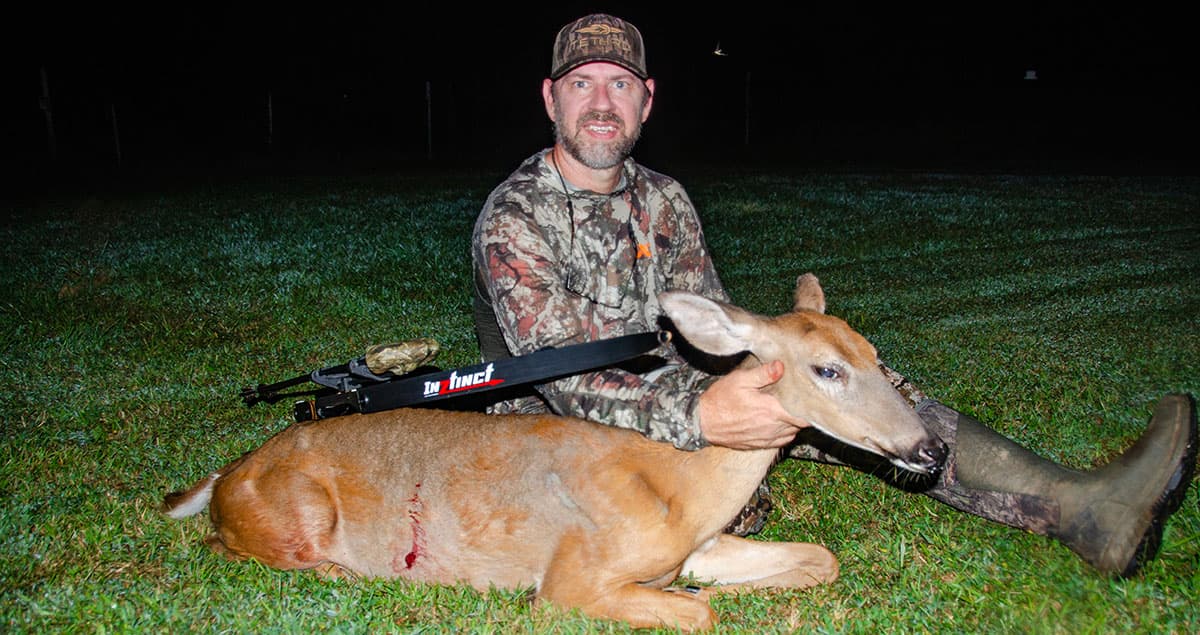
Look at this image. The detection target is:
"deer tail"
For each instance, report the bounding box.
[161,454,249,519]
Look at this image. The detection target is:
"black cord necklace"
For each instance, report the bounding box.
[549,149,643,298]
[549,149,578,253]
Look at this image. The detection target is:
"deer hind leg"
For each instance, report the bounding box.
[537,529,716,631]
[681,534,839,592]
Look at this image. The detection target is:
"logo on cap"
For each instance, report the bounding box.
[551,14,647,80]
[576,24,624,36]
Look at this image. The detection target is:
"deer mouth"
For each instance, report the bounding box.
[884,452,943,476]
[859,440,938,475]
[879,438,948,477]
[803,419,946,476]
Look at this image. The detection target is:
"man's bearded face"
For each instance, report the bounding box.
[548,65,650,170]
[553,103,643,170]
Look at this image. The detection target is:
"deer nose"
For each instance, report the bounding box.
[915,437,949,474]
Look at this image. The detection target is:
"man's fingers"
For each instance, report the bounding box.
[698,360,801,449]
[723,360,785,390]
[744,359,784,388]
[763,359,785,384]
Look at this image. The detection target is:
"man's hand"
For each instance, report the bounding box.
[696,360,808,450]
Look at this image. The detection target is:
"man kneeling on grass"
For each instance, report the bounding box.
[470,13,1197,577]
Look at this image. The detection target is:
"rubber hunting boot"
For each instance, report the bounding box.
[922,394,1196,577]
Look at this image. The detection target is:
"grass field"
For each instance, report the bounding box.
[2,167,1198,633]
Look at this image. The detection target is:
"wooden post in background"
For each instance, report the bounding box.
[109,103,122,168]
[744,71,752,148]
[40,67,57,161]
[425,80,433,161]
[266,90,274,148]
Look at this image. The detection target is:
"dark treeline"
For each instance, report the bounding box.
[6,6,1195,178]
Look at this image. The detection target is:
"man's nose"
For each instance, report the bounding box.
[587,85,614,110]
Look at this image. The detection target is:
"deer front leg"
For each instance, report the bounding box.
[537,529,716,631]
[681,534,839,591]
[540,581,718,631]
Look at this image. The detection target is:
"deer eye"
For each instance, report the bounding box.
[812,365,842,381]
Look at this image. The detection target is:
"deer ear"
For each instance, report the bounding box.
[793,273,826,314]
[659,292,759,356]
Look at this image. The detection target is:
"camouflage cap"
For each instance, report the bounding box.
[550,14,647,80]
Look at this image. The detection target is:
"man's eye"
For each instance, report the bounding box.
[573,80,589,89]
[613,80,628,89]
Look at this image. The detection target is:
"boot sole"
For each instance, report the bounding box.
[1120,393,1198,578]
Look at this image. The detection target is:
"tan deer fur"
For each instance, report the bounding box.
[163,273,945,631]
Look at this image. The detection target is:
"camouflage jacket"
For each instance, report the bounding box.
[471,149,728,450]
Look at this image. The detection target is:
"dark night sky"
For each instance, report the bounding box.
[6,4,1196,174]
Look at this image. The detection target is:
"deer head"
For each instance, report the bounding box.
[660,273,946,475]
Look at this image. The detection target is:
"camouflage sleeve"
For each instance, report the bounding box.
[541,362,716,451]
[474,191,718,450]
